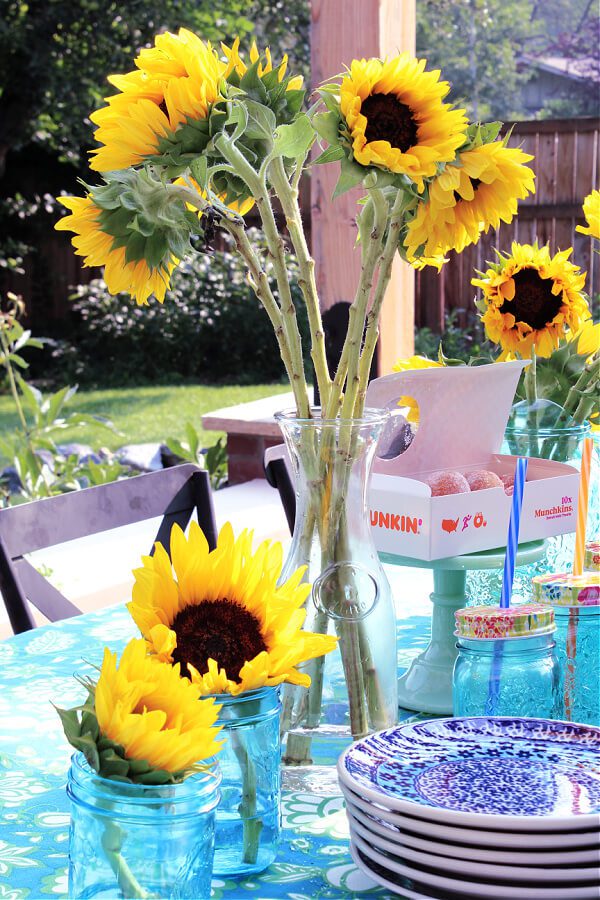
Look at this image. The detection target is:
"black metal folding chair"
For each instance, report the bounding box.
[264,447,296,535]
[0,464,217,635]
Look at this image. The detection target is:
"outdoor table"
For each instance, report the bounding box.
[0,550,541,899]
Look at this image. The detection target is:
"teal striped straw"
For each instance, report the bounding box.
[486,456,529,714]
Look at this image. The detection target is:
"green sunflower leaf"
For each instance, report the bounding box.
[144,232,169,269]
[99,749,130,778]
[189,156,208,191]
[242,99,276,142]
[332,155,366,199]
[272,114,315,160]
[312,111,341,146]
[312,145,345,166]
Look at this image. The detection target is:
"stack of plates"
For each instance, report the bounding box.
[338,717,600,900]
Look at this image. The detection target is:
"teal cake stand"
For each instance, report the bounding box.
[379,540,547,715]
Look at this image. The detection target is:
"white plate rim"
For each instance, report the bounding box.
[351,831,600,900]
[340,783,600,849]
[338,717,600,831]
[349,841,600,900]
[348,816,600,883]
[345,802,600,865]
[349,842,431,900]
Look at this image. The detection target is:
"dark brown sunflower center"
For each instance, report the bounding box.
[171,599,267,680]
[499,268,562,330]
[362,93,418,152]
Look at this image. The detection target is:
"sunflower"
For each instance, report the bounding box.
[55,195,178,305]
[56,638,223,781]
[338,55,468,190]
[405,142,536,258]
[391,355,442,423]
[474,242,591,358]
[94,639,222,775]
[128,522,338,696]
[570,317,600,358]
[90,29,225,172]
[221,38,303,90]
[576,189,600,240]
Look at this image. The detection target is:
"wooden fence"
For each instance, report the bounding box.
[416,117,600,331]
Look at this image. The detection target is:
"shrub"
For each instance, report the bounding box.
[35,229,311,387]
[414,309,489,362]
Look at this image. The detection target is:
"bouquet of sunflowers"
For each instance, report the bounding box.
[57,30,537,757]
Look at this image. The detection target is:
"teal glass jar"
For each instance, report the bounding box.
[453,604,561,718]
[532,572,600,726]
[67,752,220,899]
[213,686,281,877]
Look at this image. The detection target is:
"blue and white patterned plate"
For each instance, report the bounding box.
[338,717,600,830]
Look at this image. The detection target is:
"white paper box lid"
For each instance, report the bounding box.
[367,360,527,475]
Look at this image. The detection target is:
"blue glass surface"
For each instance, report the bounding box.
[453,633,561,718]
[67,753,219,899]
[553,606,600,727]
[212,687,281,877]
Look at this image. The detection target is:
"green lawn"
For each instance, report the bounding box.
[0,383,291,454]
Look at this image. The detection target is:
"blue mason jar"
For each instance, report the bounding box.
[213,686,281,877]
[67,752,220,899]
[532,573,600,726]
[453,604,561,718]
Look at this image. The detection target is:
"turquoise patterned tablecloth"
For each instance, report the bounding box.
[0,602,431,900]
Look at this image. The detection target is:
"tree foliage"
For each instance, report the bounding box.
[417,0,536,121]
[0,0,255,176]
[416,0,599,122]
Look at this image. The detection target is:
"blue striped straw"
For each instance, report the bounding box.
[500,457,529,608]
[486,457,529,714]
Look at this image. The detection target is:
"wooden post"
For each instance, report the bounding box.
[310,0,416,374]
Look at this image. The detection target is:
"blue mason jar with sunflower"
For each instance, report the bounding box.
[56,639,223,899]
[128,521,337,875]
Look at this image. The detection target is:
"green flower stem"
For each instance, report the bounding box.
[231,729,263,865]
[325,190,387,421]
[524,348,542,457]
[269,156,331,410]
[0,324,52,498]
[101,820,153,899]
[220,217,298,398]
[214,135,310,417]
[354,191,406,417]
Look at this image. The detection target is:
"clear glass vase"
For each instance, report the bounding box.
[212,687,281,877]
[67,752,220,899]
[275,409,398,767]
[467,399,597,605]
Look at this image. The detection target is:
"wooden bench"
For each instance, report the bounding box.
[202,392,294,484]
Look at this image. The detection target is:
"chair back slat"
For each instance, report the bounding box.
[0,464,205,557]
[0,464,217,634]
[0,534,36,633]
[14,559,82,622]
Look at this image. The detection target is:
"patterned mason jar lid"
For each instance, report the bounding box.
[585,541,600,573]
[531,572,600,608]
[455,603,555,640]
